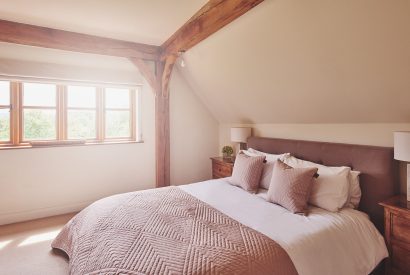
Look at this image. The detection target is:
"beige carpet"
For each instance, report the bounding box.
[0,213,75,275]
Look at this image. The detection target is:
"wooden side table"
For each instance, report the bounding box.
[210,157,234,179]
[379,195,410,274]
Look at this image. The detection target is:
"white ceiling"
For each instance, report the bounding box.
[180,0,410,123]
[0,0,206,45]
[0,0,205,77]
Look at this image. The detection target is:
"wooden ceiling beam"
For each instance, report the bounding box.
[160,0,264,59]
[129,58,159,91]
[0,19,160,60]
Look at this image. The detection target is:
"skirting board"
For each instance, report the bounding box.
[0,201,92,226]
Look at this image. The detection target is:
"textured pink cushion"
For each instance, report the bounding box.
[267,160,318,214]
[228,153,265,193]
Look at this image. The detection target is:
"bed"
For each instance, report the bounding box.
[52,137,399,275]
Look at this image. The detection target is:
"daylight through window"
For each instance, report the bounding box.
[0,80,140,148]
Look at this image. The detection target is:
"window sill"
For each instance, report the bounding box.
[0,140,144,150]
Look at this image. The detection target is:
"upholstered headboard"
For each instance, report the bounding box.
[247,136,399,233]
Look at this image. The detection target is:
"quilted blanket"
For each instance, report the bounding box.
[52,187,298,275]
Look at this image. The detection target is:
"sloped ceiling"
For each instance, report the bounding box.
[179,0,410,123]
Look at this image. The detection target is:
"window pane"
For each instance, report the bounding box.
[67,86,96,108]
[23,83,56,107]
[0,109,10,141]
[23,109,56,140]
[105,111,130,138]
[67,110,96,139]
[105,88,130,108]
[0,81,10,105]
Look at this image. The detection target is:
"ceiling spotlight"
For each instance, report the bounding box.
[178,50,186,68]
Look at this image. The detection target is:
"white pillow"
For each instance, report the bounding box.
[242,148,289,189]
[283,155,351,212]
[345,171,361,209]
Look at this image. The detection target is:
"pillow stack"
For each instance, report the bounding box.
[226,148,362,214]
[242,148,289,189]
[283,156,361,211]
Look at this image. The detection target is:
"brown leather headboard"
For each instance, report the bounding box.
[247,136,399,233]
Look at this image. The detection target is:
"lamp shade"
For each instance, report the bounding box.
[231,127,251,143]
[394,131,410,161]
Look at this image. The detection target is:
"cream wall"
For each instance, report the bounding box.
[0,67,219,226]
[0,82,156,225]
[170,68,219,185]
[219,123,410,149]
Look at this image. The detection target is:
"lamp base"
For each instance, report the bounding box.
[407,163,410,201]
[235,143,247,155]
[239,142,247,150]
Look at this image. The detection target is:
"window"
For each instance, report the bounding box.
[105,88,132,138]
[0,79,140,148]
[22,83,57,141]
[67,86,97,140]
[0,81,11,142]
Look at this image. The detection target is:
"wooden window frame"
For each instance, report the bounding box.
[0,82,12,144]
[0,79,140,149]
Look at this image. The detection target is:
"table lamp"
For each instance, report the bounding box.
[231,127,251,154]
[394,131,410,201]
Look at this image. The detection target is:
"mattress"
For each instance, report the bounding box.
[179,178,388,275]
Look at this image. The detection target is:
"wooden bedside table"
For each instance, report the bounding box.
[379,195,410,274]
[210,157,234,179]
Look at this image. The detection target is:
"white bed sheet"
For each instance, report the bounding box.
[179,179,388,275]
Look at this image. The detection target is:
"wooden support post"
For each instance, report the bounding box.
[156,56,176,187]
[154,84,170,187]
[131,57,176,187]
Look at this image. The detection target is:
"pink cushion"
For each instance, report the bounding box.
[228,154,265,193]
[267,160,318,214]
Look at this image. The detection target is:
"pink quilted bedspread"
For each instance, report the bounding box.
[52,187,297,275]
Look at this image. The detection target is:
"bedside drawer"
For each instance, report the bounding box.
[392,215,410,244]
[391,243,410,273]
[213,162,232,175]
[380,196,410,275]
[210,157,234,179]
